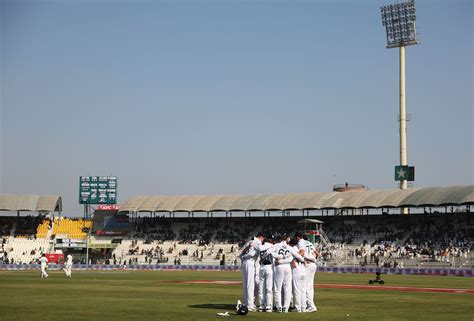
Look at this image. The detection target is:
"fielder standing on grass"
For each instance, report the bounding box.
[64,253,73,278]
[39,254,48,278]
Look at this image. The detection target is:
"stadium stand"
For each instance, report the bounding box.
[14,216,44,238]
[52,218,92,239]
[132,217,176,241]
[36,219,51,238]
[0,210,472,267]
[3,238,50,264]
[110,239,240,266]
[0,216,91,264]
[0,217,13,238]
[83,211,471,267]
[1,187,472,266]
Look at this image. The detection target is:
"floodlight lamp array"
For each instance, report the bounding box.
[381,0,419,49]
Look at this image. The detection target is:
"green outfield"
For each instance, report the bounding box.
[0,270,473,321]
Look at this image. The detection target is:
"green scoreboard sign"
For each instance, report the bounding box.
[79,176,117,204]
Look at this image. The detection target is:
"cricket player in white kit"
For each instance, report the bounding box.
[240,232,264,311]
[40,254,48,278]
[256,238,274,312]
[292,234,307,313]
[302,235,318,312]
[271,234,305,313]
[64,254,73,278]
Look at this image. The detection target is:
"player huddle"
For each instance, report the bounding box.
[239,232,318,313]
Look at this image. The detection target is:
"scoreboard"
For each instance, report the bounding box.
[79,176,117,204]
[93,210,129,236]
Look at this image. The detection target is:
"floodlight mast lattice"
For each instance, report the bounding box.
[381,0,419,192]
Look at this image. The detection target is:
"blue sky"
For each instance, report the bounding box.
[1,0,472,216]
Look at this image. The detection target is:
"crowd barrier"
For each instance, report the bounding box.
[318,266,473,277]
[1,264,473,276]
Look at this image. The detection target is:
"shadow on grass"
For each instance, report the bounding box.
[188,304,236,310]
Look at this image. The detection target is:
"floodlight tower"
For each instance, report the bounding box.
[381,0,419,192]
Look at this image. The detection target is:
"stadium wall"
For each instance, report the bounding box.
[1,264,472,277]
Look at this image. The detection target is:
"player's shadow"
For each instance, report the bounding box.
[188,304,236,310]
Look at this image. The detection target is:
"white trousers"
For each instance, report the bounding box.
[305,262,317,309]
[273,264,292,310]
[292,265,306,312]
[258,264,273,310]
[254,261,260,305]
[242,259,256,308]
[64,263,72,277]
[41,266,48,278]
